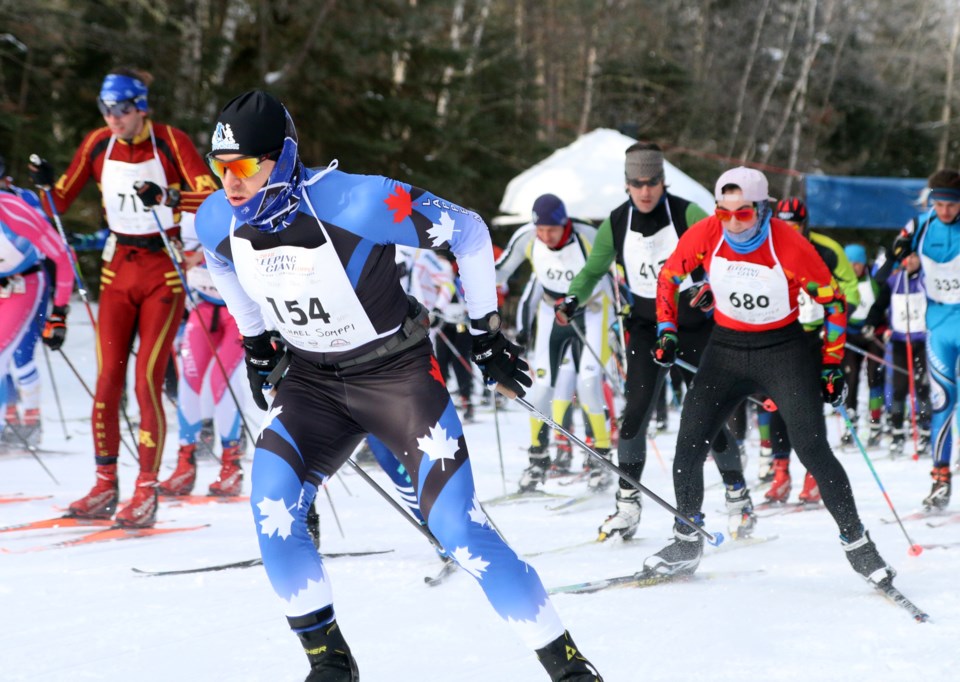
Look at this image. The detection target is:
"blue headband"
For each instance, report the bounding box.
[930,187,960,203]
[100,74,149,111]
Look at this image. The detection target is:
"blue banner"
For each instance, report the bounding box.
[805,175,927,230]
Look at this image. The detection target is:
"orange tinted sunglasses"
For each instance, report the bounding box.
[715,206,756,222]
[206,150,280,180]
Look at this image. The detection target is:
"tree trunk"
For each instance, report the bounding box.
[265,0,337,86]
[577,31,598,136]
[937,8,960,168]
[726,0,772,159]
[764,0,831,181]
[740,0,804,161]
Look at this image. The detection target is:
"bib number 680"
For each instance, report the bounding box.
[729,292,769,310]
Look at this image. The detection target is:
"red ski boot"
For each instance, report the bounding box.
[115,473,159,528]
[67,464,119,519]
[798,471,821,503]
[158,444,197,496]
[209,446,244,497]
[764,459,791,503]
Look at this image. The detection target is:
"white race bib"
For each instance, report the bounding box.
[101,130,175,236]
[531,236,585,295]
[797,290,824,325]
[710,233,793,326]
[230,214,390,353]
[891,291,927,333]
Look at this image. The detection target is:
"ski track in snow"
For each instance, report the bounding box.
[1,311,958,681]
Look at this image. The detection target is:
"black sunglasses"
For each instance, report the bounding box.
[627,174,664,188]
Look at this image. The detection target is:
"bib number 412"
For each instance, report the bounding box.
[266,297,332,325]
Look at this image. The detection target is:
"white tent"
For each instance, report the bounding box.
[494,128,715,225]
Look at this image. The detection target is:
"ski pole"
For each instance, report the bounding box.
[902,287,922,461]
[837,404,922,557]
[566,317,624,398]
[843,341,909,376]
[29,156,97,330]
[674,357,778,412]
[345,458,446,554]
[321,484,345,539]
[608,266,629,378]
[491,391,507,496]
[41,345,70,441]
[141,199,257,447]
[3,420,59,485]
[435,327,484,382]
[435,328,507,491]
[511,393,722,545]
[56,347,139,462]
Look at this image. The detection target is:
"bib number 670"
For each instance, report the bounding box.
[729,292,769,310]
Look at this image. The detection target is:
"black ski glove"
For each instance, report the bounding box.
[42,305,69,351]
[554,295,579,326]
[243,331,285,410]
[472,330,532,398]
[133,180,181,209]
[28,155,55,188]
[821,366,847,407]
[652,330,678,367]
[890,232,914,260]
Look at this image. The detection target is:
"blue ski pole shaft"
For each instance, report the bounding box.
[837,404,922,556]
[513,393,722,545]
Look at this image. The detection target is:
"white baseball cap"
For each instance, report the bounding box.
[714,167,771,202]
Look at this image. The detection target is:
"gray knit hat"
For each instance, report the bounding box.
[625,148,664,180]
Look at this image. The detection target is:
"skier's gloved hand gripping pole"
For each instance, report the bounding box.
[837,403,923,558]
[28,154,97,330]
[136,181,258,447]
[473,315,723,545]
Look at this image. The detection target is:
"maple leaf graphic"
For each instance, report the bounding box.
[451,545,490,579]
[384,185,413,223]
[284,575,329,616]
[256,403,284,442]
[468,493,489,527]
[417,422,460,471]
[429,356,446,386]
[256,496,295,540]
[427,211,457,247]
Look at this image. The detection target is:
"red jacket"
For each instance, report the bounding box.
[657,216,847,365]
[44,120,217,220]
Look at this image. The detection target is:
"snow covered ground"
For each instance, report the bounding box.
[2,312,959,681]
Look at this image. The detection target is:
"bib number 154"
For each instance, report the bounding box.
[266,296,331,325]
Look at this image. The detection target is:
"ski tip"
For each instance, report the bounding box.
[596,532,608,543]
[708,531,724,547]
[908,544,924,557]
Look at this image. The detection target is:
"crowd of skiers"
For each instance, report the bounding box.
[2,68,959,682]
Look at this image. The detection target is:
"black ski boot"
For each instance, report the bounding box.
[642,515,704,576]
[536,631,603,681]
[841,529,896,587]
[292,609,359,681]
